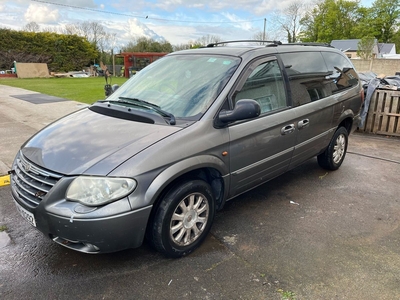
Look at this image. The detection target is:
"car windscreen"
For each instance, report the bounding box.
[108,54,241,120]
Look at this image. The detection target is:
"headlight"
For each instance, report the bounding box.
[66,176,137,206]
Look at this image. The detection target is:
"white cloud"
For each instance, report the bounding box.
[150,24,197,44]
[126,19,164,41]
[46,0,97,8]
[24,4,60,23]
[105,18,165,45]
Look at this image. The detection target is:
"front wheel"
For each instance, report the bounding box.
[150,180,215,258]
[318,127,348,170]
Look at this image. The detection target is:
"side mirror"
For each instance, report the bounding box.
[218,99,261,124]
[112,84,119,93]
[104,84,120,98]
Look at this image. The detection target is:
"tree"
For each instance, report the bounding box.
[251,31,269,44]
[63,22,107,49]
[277,1,305,43]
[62,21,114,65]
[23,22,40,32]
[357,37,376,59]
[173,43,191,51]
[370,0,400,43]
[192,34,222,46]
[392,30,400,54]
[122,37,173,53]
[349,6,377,39]
[300,0,362,42]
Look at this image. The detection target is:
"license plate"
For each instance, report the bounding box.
[14,201,36,227]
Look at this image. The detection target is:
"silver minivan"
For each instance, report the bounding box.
[11,42,363,257]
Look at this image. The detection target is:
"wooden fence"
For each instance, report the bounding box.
[363,89,400,137]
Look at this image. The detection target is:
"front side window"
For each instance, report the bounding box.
[233,59,287,114]
[109,55,240,120]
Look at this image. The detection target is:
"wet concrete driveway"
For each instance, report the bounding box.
[1,133,399,299]
[0,85,399,299]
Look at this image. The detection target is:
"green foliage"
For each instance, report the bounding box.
[277,289,296,300]
[350,7,378,39]
[299,0,400,44]
[300,0,362,42]
[0,28,98,72]
[122,37,173,53]
[357,37,376,59]
[392,30,400,54]
[370,0,400,42]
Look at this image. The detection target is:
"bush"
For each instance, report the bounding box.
[0,28,97,72]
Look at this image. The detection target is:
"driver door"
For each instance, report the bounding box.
[227,57,297,197]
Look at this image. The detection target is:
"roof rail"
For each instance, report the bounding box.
[284,42,333,48]
[206,40,282,47]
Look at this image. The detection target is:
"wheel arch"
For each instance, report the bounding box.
[337,109,354,134]
[145,155,228,216]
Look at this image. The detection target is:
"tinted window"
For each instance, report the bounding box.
[321,52,359,93]
[280,52,328,75]
[281,52,333,106]
[234,59,287,114]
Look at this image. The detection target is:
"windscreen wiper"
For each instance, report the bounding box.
[117,97,176,125]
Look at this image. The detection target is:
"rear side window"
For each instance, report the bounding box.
[321,52,359,93]
[280,52,332,106]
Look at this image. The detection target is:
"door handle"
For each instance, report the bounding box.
[298,119,310,129]
[281,124,295,135]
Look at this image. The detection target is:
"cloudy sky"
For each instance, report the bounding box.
[0,0,375,48]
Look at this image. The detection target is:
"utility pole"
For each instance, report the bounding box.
[112,49,116,77]
[263,18,266,43]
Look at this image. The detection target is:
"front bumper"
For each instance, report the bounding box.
[46,205,152,253]
[12,191,152,254]
[11,151,153,253]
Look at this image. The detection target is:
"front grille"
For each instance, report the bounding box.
[11,152,63,208]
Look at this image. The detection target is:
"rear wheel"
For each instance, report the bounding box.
[318,127,348,170]
[151,180,215,258]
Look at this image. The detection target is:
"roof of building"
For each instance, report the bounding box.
[331,39,396,55]
[331,39,361,51]
[378,43,396,54]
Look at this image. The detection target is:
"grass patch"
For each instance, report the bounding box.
[0,77,128,104]
[0,225,7,232]
[278,289,296,300]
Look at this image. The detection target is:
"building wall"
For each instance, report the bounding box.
[352,59,400,75]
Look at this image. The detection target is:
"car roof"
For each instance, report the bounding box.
[169,43,342,59]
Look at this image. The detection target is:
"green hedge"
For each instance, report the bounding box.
[0,28,97,72]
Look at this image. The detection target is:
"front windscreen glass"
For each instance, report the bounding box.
[108,54,241,120]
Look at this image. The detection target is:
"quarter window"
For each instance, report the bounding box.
[321,52,359,93]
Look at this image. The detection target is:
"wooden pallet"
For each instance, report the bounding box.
[364,89,400,137]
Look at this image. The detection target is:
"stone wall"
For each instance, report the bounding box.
[352,59,400,76]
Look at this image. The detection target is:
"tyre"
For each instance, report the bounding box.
[150,180,215,258]
[317,127,348,170]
